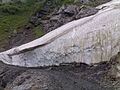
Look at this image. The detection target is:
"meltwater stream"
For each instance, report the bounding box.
[0,0,120,67]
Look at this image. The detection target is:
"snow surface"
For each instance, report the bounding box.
[0,0,120,67]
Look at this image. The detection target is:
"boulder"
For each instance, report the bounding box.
[41,5,98,32]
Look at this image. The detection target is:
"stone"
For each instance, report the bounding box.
[75,6,98,19]
[40,4,98,32]
[59,5,78,16]
[116,53,120,78]
[13,30,17,34]
[3,61,118,90]
[12,84,36,90]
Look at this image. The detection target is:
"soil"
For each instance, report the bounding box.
[0,61,119,90]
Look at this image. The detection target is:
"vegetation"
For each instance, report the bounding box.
[0,0,46,49]
[0,0,80,39]
[34,26,46,36]
[0,0,106,50]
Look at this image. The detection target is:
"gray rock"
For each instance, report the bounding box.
[12,84,33,90]
[1,62,118,90]
[40,5,98,32]
[76,6,98,19]
[58,5,79,16]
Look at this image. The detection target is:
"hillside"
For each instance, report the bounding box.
[0,0,110,51]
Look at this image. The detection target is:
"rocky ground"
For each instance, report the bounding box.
[0,59,119,90]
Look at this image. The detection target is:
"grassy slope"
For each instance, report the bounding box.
[0,0,46,49]
[0,0,78,49]
[0,0,110,50]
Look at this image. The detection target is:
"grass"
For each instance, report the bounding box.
[63,0,83,6]
[0,0,46,49]
[34,26,46,36]
[0,4,29,40]
[0,0,85,40]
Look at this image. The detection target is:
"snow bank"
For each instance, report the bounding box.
[0,0,120,67]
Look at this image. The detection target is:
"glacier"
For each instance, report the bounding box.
[0,0,120,67]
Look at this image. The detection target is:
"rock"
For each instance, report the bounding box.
[40,5,98,32]
[0,61,117,90]
[106,52,120,79]
[50,15,61,22]
[112,52,120,78]
[58,5,78,16]
[75,6,98,19]
[116,54,120,78]
[13,30,17,34]
[30,16,39,24]
[12,83,37,90]
[0,61,26,89]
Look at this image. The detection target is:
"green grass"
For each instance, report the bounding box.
[0,0,46,49]
[0,12,30,49]
[0,0,84,40]
[63,0,82,5]
[34,26,46,36]
[0,6,29,38]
